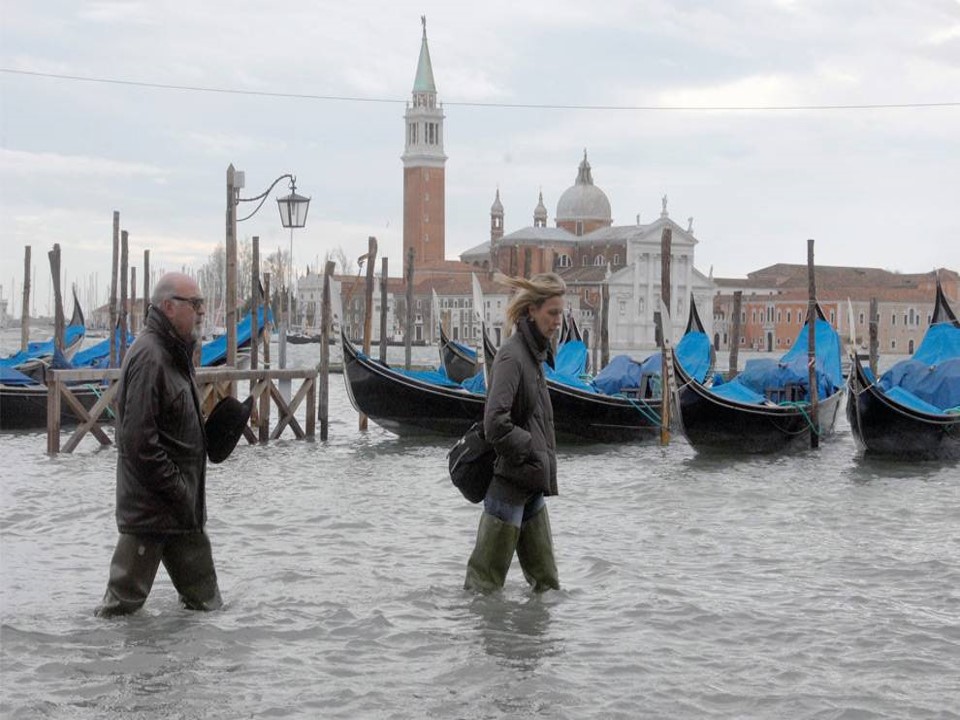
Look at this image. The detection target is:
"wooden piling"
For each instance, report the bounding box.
[251,236,260,372]
[868,297,879,377]
[143,249,150,324]
[600,282,610,369]
[109,212,120,368]
[225,165,238,371]
[660,227,673,446]
[47,244,64,352]
[319,260,335,440]
[729,290,742,379]
[20,246,30,352]
[405,247,415,370]
[130,266,137,335]
[119,230,129,363]
[359,237,377,431]
[379,256,389,363]
[807,239,820,449]
[260,272,272,444]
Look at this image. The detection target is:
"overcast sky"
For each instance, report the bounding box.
[2,0,959,316]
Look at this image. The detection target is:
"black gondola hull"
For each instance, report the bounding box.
[343,333,483,437]
[0,384,107,430]
[673,357,843,453]
[847,358,960,460]
[548,381,660,443]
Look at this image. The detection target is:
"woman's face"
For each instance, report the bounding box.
[528,295,564,339]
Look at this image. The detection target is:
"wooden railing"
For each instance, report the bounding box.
[46,366,317,455]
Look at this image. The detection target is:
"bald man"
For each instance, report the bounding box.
[96,272,223,616]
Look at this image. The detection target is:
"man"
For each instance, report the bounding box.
[95,272,223,616]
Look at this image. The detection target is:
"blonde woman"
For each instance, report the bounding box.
[465,272,565,593]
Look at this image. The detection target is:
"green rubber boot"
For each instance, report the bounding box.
[464,512,521,593]
[516,506,560,592]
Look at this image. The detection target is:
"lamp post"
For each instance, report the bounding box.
[227,164,310,372]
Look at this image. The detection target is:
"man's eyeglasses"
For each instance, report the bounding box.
[171,296,206,312]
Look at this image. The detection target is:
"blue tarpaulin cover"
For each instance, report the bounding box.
[200,307,274,367]
[591,354,659,396]
[676,330,713,384]
[706,318,843,406]
[877,323,960,413]
[0,324,86,368]
[0,366,38,386]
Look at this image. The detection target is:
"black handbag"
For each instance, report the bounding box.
[447,422,495,503]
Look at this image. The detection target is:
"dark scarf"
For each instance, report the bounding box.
[518,315,555,369]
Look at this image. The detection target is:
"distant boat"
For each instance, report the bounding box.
[673,298,845,453]
[846,278,960,460]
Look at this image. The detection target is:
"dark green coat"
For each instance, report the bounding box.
[115,307,207,534]
[483,320,558,505]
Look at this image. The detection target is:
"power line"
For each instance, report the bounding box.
[2,67,959,111]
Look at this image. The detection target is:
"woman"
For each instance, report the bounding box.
[464,272,565,593]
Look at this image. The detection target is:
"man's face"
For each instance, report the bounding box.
[163,281,205,343]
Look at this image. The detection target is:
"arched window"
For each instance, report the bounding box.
[594,255,605,266]
[556,254,571,268]
[613,254,620,266]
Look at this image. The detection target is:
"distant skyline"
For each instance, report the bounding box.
[2,1,959,317]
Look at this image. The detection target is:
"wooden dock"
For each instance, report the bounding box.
[46,366,318,455]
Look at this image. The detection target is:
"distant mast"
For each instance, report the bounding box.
[402,16,447,276]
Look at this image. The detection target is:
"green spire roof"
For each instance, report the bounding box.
[413,16,437,93]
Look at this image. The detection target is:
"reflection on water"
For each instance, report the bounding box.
[470,593,561,671]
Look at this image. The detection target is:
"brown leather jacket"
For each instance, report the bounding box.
[115,307,207,534]
[483,319,558,505]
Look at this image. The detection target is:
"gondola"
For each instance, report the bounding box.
[673,299,844,453]
[0,308,273,431]
[846,279,960,460]
[342,329,484,437]
[438,325,478,383]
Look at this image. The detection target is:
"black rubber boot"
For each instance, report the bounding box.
[95,534,163,617]
[516,506,560,592]
[162,532,223,611]
[464,512,521,593]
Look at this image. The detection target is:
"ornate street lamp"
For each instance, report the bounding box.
[226,166,310,371]
[276,179,310,229]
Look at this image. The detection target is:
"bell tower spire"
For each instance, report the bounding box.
[402,16,447,276]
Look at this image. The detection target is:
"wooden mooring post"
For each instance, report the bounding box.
[359,236,378,431]
[319,260,336,441]
[379,257,389,364]
[20,245,31,352]
[46,366,318,455]
[659,227,673,446]
[807,238,820,449]
[405,247,415,370]
[729,290,742,379]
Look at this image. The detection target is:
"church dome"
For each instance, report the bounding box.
[555,151,611,223]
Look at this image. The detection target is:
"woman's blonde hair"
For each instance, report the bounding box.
[498,272,567,327]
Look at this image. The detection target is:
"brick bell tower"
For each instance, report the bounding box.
[402,16,447,276]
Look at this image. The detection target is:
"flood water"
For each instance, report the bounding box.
[1,342,958,719]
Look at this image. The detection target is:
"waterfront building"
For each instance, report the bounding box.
[712,266,960,356]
